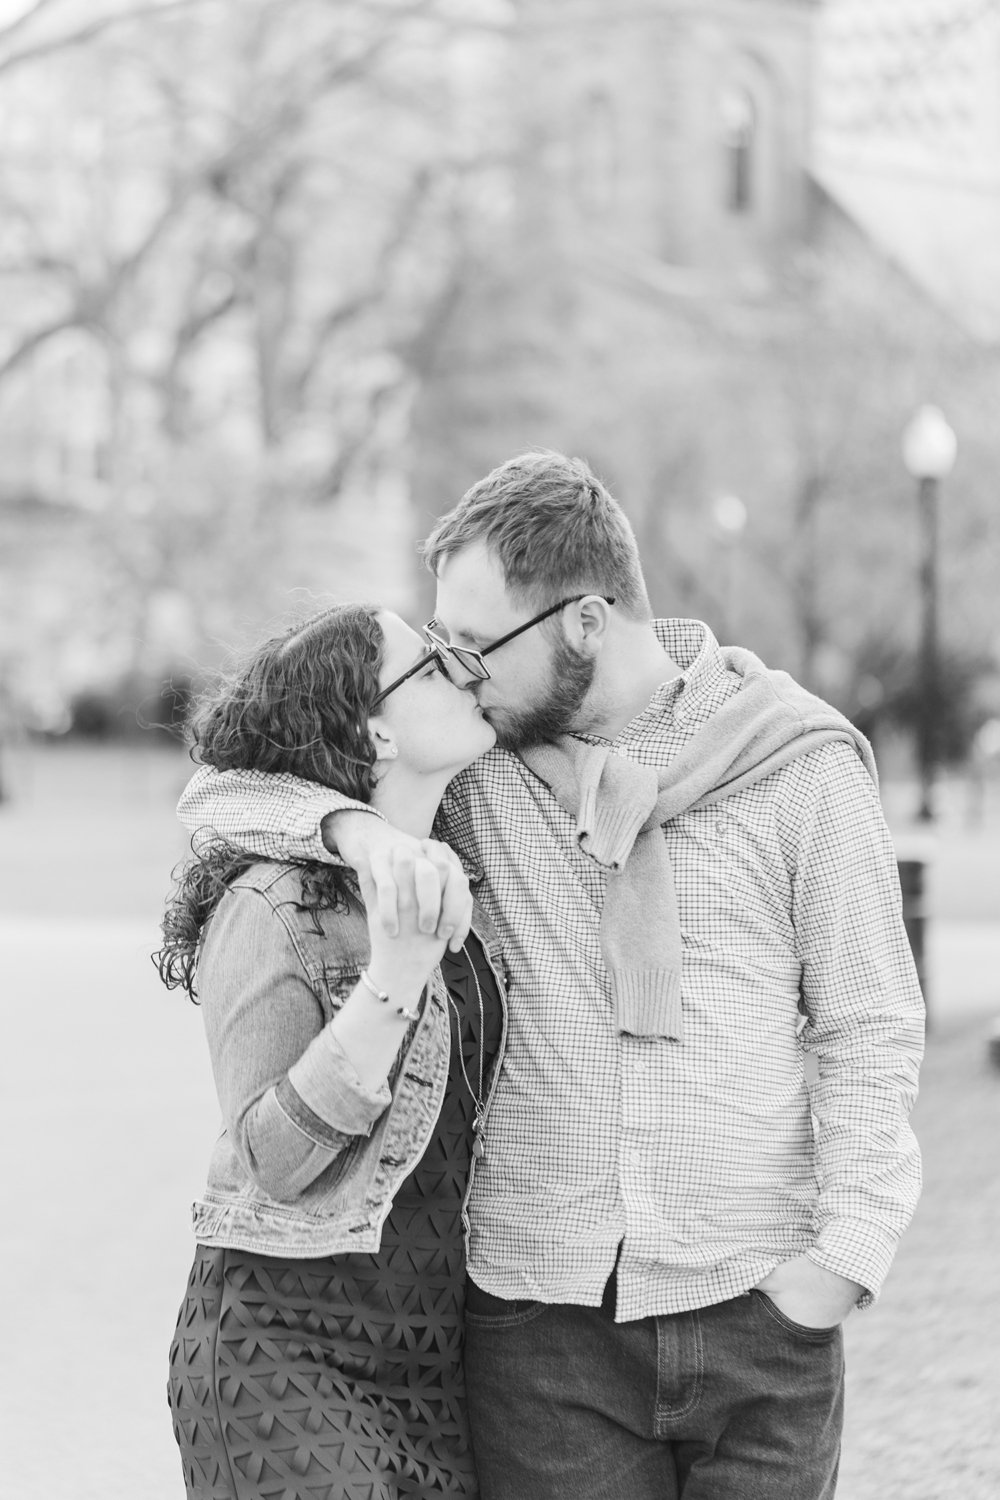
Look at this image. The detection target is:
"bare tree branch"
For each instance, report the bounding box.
[0,311,89,382]
[0,0,60,48]
[0,0,217,77]
[0,165,206,385]
[288,166,438,405]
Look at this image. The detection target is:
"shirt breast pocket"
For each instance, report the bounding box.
[669,807,796,978]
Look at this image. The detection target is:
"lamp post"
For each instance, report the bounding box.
[901,405,957,822]
[712,493,747,644]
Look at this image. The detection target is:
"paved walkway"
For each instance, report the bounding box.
[2,744,998,1497]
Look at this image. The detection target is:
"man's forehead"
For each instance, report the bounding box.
[435,541,513,629]
[436,537,500,586]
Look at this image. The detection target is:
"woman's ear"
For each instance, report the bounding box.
[370,723,398,762]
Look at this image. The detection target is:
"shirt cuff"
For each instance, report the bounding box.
[808,1218,899,1309]
[282,1025,392,1146]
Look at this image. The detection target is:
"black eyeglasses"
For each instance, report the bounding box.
[424,594,615,683]
[372,646,454,708]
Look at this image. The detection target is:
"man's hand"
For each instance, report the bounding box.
[321,810,473,951]
[754,1255,863,1329]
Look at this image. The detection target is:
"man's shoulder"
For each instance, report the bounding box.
[777,736,874,785]
[764,740,882,832]
[448,745,536,794]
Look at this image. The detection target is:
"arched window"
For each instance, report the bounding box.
[721,85,756,214]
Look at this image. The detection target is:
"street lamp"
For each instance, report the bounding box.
[901,405,957,821]
[712,493,747,643]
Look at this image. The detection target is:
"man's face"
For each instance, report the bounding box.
[434,541,595,750]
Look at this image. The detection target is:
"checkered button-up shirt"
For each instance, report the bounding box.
[178,620,924,1319]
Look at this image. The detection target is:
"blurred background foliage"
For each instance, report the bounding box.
[0,0,998,773]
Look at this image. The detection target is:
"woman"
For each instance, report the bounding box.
[156,603,506,1499]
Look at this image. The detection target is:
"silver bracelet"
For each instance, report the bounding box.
[359,968,420,1023]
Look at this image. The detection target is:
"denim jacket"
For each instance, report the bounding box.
[189,861,509,1258]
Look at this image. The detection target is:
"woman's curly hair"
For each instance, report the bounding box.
[156,603,385,1000]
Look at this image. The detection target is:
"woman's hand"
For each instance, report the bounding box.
[359,861,461,1005]
[331,869,459,1093]
[323,811,473,950]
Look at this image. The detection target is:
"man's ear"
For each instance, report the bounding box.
[575,594,614,654]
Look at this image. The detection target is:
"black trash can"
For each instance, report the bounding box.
[897,858,928,1027]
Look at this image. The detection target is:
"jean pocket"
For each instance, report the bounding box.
[464,1278,548,1329]
[750,1289,842,1343]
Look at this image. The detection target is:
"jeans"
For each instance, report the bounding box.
[463,1273,844,1500]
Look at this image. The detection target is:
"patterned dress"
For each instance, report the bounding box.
[168,937,503,1500]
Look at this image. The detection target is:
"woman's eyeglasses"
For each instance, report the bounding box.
[372,647,455,708]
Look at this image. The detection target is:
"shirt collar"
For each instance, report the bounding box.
[625,619,727,732]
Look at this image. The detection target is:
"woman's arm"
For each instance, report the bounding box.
[197,881,444,1202]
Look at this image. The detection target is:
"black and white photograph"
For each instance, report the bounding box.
[2,2,999,1497]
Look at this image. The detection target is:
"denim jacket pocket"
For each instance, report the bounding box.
[319,963,365,1020]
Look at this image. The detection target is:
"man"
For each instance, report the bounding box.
[179,452,923,1499]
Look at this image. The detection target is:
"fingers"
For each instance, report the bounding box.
[358,829,472,951]
[412,853,448,935]
[420,841,473,951]
[367,848,433,937]
[364,847,403,937]
[364,843,453,938]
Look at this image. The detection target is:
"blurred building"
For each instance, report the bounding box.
[413,0,1000,688]
[2,0,999,725]
[815,0,1000,342]
[493,0,1000,322]
[513,0,817,280]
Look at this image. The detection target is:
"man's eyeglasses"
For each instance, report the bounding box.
[373,595,616,708]
[423,594,615,684]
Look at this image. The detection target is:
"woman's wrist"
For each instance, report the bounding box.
[331,970,426,1092]
[357,968,423,1023]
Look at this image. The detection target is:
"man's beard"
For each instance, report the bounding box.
[487,636,596,751]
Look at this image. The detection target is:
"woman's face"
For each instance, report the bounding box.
[371,611,496,777]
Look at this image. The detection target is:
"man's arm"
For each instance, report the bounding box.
[177,764,472,946]
[178,764,366,863]
[762,742,924,1322]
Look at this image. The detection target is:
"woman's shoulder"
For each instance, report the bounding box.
[202,861,368,974]
[225,862,363,928]
[226,860,313,902]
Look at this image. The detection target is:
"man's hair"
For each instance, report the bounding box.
[422,451,651,619]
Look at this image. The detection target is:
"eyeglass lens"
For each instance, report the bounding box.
[424,623,491,682]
